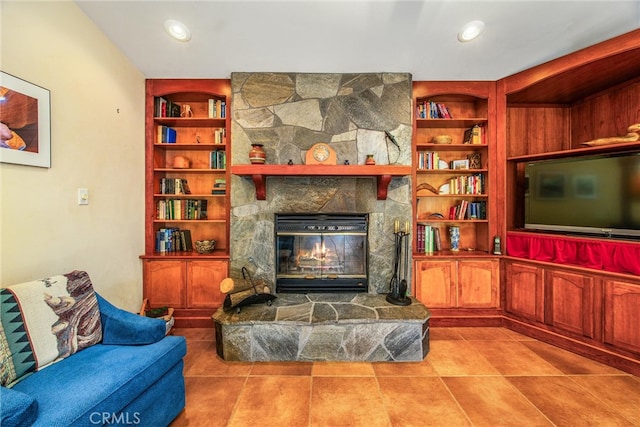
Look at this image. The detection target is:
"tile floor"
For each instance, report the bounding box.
[170,327,640,427]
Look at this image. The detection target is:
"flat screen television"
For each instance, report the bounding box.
[524,151,640,239]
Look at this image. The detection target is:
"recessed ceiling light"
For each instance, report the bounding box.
[164,19,191,42]
[458,20,485,43]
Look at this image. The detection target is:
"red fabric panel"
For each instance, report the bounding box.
[506,233,640,275]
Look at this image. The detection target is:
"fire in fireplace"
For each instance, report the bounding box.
[275,213,368,293]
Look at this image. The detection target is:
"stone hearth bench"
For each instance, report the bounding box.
[212,293,430,362]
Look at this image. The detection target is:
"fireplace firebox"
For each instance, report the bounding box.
[275,213,368,293]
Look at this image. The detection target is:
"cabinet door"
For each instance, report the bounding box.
[604,279,640,355]
[187,260,228,308]
[504,261,544,322]
[143,260,186,308]
[458,259,500,308]
[545,269,596,338]
[415,260,456,307]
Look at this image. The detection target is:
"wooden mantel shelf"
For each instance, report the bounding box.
[231,164,412,200]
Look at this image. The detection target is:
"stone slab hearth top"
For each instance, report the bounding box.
[212,293,430,326]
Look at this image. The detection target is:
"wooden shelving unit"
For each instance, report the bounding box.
[142,79,232,328]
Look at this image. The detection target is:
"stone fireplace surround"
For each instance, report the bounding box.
[229,72,413,294]
[217,72,429,362]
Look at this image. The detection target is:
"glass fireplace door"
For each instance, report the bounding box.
[277,232,366,279]
[275,213,369,292]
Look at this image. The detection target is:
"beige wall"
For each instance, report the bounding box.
[0,1,145,311]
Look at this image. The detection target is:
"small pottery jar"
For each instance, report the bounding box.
[249,144,266,164]
[365,154,376,165]
[449,226,460,251]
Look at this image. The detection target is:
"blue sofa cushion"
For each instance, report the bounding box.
[96,294,166,345]
[0,386,38,427]
[12,335,186,426]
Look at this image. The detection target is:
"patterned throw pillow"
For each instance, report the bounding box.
[0,270,102,387]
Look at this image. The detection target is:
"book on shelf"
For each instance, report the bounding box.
[155,227,193,253]
[154,97,181,118]
[160,178,191,195]
[157,126,177,143]
[214,128,226,144]
[209,150,226,169]
[416,223,442,253]
[417,151,441,170]
[156,199,209,220]
[416,101,453,119]
[447,200,487,220]
[220,101,226,118]
[463,124,485,145]
[208,99,215,118]
[212,178,226,195]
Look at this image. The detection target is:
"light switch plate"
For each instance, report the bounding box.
[78,188,89,205]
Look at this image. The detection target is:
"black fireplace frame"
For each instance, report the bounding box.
[275,213,369,293]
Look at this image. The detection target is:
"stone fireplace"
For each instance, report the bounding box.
[229,72,413,294]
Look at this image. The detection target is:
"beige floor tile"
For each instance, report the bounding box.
[521,341,627,375]
[312,361,375,376]
[569,375,640,425]
[182,340,216,374]
[443,376,553,426]
[373,359,438,377]
[378,376,471,427]
[185,348,254,376]
[228,376,311,427]
[508,376,635,426]
[426,340,501,376]
[171,376,246,426]
[468,340,564,375]
[250,361,313,376]
[310,377,391,427]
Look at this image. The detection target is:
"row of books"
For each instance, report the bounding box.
[448,174,485,195]
[160,178,191,195]
[154,97,181,118]
[210,150,226,169]
[416,224,442,253]
[417,101,453,119]
[156,228,193,253]
[157,199,208,220]
[213,128,226,144]
[448,200,487,220]
[208,99,226,118]
[417,151,441,170]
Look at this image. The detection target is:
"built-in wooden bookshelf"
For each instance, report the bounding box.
[141,79,231,327]
[411,82,501,323]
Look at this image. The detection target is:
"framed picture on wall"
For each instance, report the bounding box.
[0,71,51,168]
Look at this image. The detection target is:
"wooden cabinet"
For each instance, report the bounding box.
[504,261,544,323]
[412,81,497,255]
[142,259,228,327]
[142,79,232,327]
[187,260,227,308]
[545,269,598,339]
[604,279,640,355]
[415,258,499,309]
[458,259,500,308]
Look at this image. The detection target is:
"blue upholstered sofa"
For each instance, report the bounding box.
[0,271,186,426]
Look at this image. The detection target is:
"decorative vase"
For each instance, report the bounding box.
[249,144,266,164]
[365,154,376,165]
[449,226,460,251]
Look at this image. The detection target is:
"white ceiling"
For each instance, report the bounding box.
[75,0,640,81]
